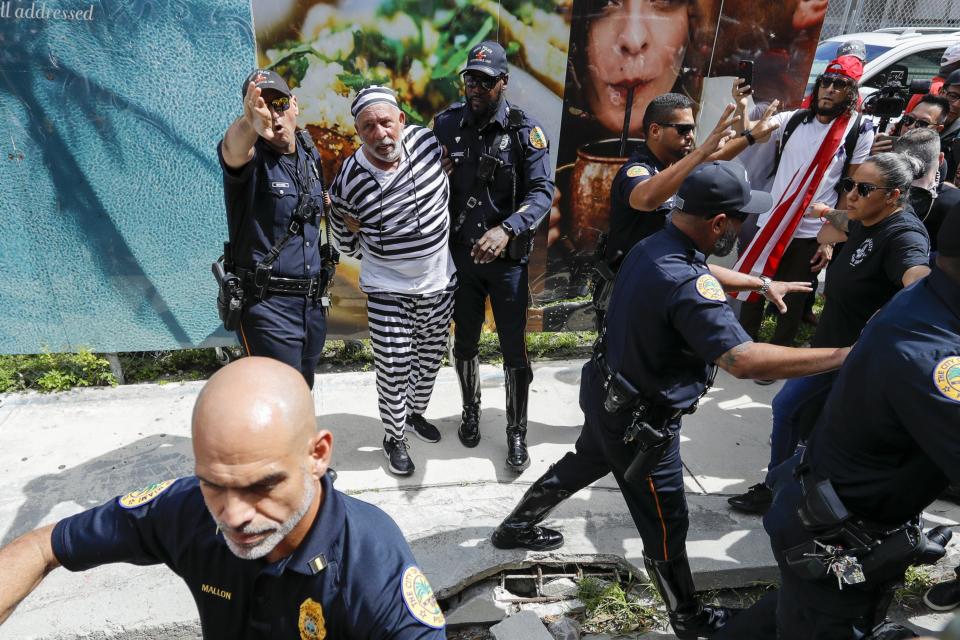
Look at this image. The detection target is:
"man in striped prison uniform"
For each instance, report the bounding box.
[328,86,456,476]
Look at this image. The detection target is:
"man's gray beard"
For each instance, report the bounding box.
[369,137,402,163]
[712,224,739,257]
[219,472,317,560]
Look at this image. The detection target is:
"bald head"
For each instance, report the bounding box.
[192,358,332,561]
[192,356,315,452]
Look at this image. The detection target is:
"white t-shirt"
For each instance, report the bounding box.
[353,148,456,295]
[761,110,874,239]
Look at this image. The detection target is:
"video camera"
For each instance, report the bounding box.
[862,66,932,127]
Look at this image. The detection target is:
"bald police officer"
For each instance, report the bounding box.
[433,41,554,472]
[492,162,849,638]
[0,358,445,639]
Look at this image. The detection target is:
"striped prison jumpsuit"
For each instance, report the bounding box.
[329,124,456,441]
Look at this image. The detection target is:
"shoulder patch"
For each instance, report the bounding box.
[118,479,176,509]
[298,597,327,640]
[626,165,649,178]
[529,126,547,149]
[401,566,445,628]
[695,274,726,302]
[933,356,960,403]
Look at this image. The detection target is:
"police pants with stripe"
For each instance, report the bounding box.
[238,294,327,388]
[367,290,455,440]
[549,384,688,560]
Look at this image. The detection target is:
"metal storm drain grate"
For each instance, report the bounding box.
[495,563,622,603]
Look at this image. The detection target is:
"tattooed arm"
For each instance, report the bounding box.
[716,341,850,380]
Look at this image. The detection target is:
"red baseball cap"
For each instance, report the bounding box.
[823,55,863,83]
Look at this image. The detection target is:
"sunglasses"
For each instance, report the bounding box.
[840,177,891,197]
[945,91,960,103]
[657,122,696,136]
[463,74,501,91]
[819,75,851,90]
[268,96,291,112]
[900,114,935,129]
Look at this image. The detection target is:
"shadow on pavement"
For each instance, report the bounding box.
[1,434,193,545]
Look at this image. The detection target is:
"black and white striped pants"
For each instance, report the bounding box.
[367,289,455,440]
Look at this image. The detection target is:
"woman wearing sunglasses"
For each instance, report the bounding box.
[729,152,932,514]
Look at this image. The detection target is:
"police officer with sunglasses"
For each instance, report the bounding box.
[217,69,331,388]
[591,92,748,327]
[432,41,554,472]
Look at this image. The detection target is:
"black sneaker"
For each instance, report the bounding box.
[408,414,441,443]
[754,379,778,386]
[382,436,415,476]
[728,483,773,514]
[923,578,960,611]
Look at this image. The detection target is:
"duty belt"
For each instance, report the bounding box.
[238,269,324,299]
[591,351,683,422]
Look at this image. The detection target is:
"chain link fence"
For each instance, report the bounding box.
[821,0,960,39]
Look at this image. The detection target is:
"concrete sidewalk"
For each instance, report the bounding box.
[0,359,957,638]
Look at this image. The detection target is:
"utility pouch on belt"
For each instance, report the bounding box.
[604,371,640,413]
[212,246,244,332]
[797,476,851,534]
[623,416,675,485]
[505,230,535,260]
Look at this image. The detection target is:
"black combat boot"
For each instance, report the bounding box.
[644,553,739,639]
[491,465,568,551]
[504,365,532,471]
[455,356,481,447]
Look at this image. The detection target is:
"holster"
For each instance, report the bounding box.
[212,256,244,332]
[623,415,675,484]
[505,229,535,260]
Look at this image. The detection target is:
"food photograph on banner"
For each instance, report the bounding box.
[252,0,571,336]
[541,0,828,331]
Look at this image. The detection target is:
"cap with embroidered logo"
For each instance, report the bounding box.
[462,41,508,77]
[242,69,291,98]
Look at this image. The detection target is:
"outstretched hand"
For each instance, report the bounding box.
[751,100,781,143]
[764,280,813,314]
[701,104,740,155]
[243,81,275,142]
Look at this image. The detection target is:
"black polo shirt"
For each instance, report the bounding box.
[52,475,446,639]
[604,142,673,262]
[808,267,960,525]
[812,208,929,348]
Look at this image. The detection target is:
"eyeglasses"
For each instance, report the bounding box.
[657,122,696,136]
[944,91,960,103]
[900,114,935,129]
[268,96,291,112]
[463,74,501,91]
[840,177,891,197]
[819,75,851,90]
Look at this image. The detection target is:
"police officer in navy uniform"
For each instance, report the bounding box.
[592,95,774,327]
[0,358,446,639]
[715,209,960,640]
[433,41,554,472]
[492,162,850,639]
[219,69,329,388]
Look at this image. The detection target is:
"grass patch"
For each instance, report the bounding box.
[757,294,824,346]
[575,575,666,634]
[121,349,222,384]
[894,565,936,609]
[0,349,117,393]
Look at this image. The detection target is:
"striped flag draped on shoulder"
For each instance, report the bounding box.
[329,124,450,260]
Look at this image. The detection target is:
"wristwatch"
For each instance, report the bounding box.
[500,221,515,236]
[757,275,772,296]
[741,128,756,145]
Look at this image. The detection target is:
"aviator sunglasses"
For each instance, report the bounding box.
[463,74,501,91]
[840,177,892,198]
[268,96,291,112]
[657,122,696,136]
[819,75,851,90]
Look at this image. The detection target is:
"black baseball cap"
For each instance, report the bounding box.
[462,41,508,77]
[675,161,772,218]
[242,69,292,98]
[947,68,960,88]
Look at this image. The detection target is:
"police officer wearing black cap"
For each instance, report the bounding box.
[217,69,332,388]
[0,358,446,638]
[715,206,960,640]
[433,41,554,471]
[492,161,850,639]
